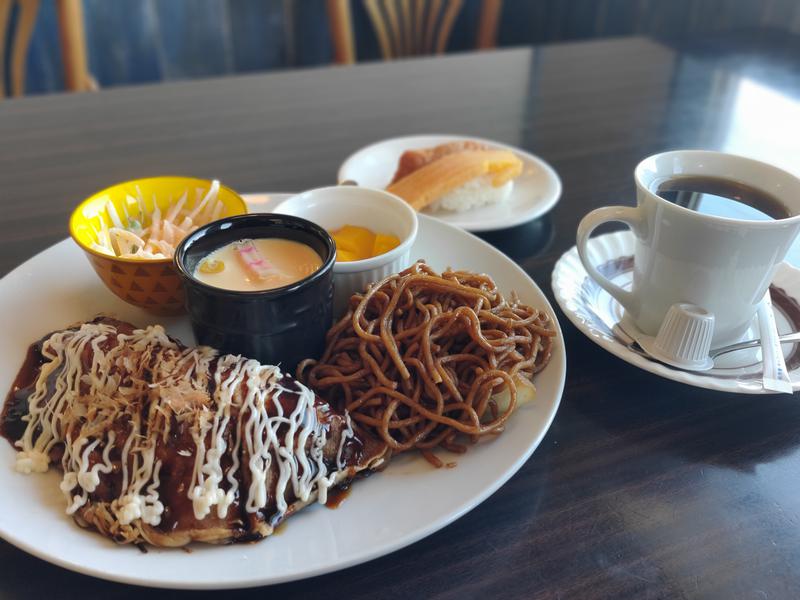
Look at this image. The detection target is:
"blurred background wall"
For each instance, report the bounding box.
[11,0,800,95]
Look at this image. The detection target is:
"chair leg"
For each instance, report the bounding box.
[56,0,91,91]
[327,0,356,64]
[476,0,502,49]
[11,0,39,97]
[0,0,12,98]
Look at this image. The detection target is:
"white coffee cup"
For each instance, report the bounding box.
[577,150,800,347]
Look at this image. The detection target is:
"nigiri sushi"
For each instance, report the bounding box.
[387,148,523,212]
[389,140,488,184]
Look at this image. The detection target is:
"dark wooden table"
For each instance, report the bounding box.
[2,31,800,599]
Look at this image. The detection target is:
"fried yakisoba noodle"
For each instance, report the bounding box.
[298,261,556,467]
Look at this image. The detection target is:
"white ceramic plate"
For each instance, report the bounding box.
[0,195,565,589]
[337,134,562,232]
[552,230,800,394]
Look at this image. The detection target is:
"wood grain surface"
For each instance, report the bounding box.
[1,31,799,599]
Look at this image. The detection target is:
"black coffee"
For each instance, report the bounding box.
[653,175,792,221]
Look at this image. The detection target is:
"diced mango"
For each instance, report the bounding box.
[372,233,400,256]
[333,225,374,256]
[331,225,402,262]
[336,248,360,262]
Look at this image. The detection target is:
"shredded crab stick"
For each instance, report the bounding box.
[234,239,290,284]
[89,180,227,260]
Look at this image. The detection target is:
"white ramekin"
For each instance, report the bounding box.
[274,186,419,313]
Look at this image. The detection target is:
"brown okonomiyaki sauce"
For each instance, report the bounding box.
[1,316,385,546]
[326,484,351,508]
[152,373,356,537]
[326,464,386,509]
[1,336,48,445]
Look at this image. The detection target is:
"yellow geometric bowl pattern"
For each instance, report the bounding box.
[69,176,248,315]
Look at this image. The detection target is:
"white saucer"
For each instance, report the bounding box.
[337,134,562,232]
[552,230,800,394]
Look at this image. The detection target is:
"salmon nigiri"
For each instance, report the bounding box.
[389,140,488,184]
[387,149,523,212]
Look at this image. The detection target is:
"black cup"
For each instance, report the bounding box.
[174,214,336,372]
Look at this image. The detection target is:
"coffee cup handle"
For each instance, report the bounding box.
[576,206,642,314]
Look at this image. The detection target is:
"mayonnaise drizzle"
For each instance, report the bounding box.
[13,321,355,532]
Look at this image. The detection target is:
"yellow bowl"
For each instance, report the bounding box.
[69,176,248,315]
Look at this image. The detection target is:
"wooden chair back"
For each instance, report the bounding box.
[0,0,40,98]
[56,0,94,93]
[1,0,92,99]
[327,0,503,64]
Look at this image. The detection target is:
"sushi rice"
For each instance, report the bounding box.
[427,176,514,213]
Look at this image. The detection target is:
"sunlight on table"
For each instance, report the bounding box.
[723,78,800,266]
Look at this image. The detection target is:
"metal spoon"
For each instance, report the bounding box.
[612,324,800,362]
